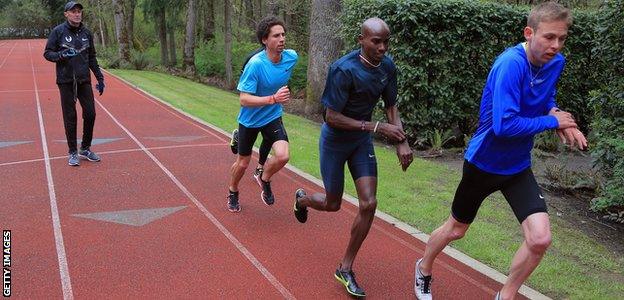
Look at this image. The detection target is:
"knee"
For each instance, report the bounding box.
[446,221,468,241]
[235,158,250,170]
[527,232,552,254]
[274,152,289,165]
[326,201,341,212]
[359,197,377,214]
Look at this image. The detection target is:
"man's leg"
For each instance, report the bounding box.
[229,155,252,192]
[419,216,470,275]
[261,140,288,180]
[76,83,96,151]
[500,213,551,299]
[58,84,78,153]
[340,176,377,270]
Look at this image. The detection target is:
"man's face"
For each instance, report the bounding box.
[262,25,285,53]
[358,27,390,65]
[524,20,568,65]
[64,8,82,26]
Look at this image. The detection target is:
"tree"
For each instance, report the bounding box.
[305,0,342,114]
[201,0,215,41]
[112,0,130,64]
[183,0,197,74]
[224,0,234,87]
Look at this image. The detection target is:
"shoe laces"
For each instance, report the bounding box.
[418,275,432,294]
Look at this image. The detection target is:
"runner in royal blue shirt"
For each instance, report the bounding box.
[414,3,587,300]
[293,18,413,297]
[226,16,298,212]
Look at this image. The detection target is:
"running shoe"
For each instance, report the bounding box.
[252,166,264,187]
[227,190,241,212]
[260,179,275,205]
[78,148,101,162]
[230,129,239,154]
[415,258,433,300]
[68,151,80,166]
[294,188,308,223]
[334,267,366,297]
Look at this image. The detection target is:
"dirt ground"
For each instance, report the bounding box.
[418,148,624,256]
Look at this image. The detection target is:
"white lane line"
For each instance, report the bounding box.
[94,98,295,299]
[0,41,17,69]
[28,42,74,300]
[0,143,225,167]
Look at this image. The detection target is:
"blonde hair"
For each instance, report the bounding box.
[527,1,572,30]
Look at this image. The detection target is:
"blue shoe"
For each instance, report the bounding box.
[260,179,275,205]
[68,151,80,166]
[79,148,101,162]
[334,267,366,297]
[227,190,241,213]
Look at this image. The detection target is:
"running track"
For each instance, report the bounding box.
[0,39,538,299]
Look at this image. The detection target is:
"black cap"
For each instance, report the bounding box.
[64,1,83,11]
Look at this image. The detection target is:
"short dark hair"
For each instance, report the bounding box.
[256,16,285,45]
[527,1,572,31]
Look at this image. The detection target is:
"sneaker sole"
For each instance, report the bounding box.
[253,173,263,188]
[227,202,241,213]
[68,162,80,166]
[260,191,274,206]
[334,273,365,297]
[78,154,100,162]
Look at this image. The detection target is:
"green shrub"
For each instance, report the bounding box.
[589,0,624,213]
[342,0,599,143]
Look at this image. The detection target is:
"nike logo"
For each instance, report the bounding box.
[368,154,375,158]
[539,194,545,199]
[534,79,545,84]
[274,130,279,133]
[81,38,88,41]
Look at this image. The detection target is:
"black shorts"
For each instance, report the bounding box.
[237,117,288,156]
[451,160,548,224]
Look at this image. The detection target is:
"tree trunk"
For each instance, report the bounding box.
[266,0,278,15]
[94,0,106,47]
[125,0,136,50]
[306,0,342,115]
[243,0,255,41]
[183,0,197,74]
[224,0,233,88]
[112,0,130,64]
[168,26,177,66]
[202,0,215,41]
[156,7,169,66]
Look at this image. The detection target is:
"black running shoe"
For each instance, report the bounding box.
[227,190,241,212]
[334,267,366,297]
[230,129,239,154]
[260,179,275,205]
[294,188,308,223]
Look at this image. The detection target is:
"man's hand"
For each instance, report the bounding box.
[95,80,105,96]
[556,127,587,150]
[60,48,78,59]
[396,141,413,171]
[377,122,406,143]
[273,86,291,104]
[549,109,577,129]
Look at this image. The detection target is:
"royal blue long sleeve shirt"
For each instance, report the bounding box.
[464,43,565,175]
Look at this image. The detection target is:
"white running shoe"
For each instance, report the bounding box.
[415,258,433,300]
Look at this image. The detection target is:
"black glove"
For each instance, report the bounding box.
[60,48,78,59]
[95,80,105,96]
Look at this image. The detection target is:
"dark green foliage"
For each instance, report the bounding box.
[588,0,623,213]
[342,0,598,145]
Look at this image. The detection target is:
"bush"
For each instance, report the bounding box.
[342,0,599,143]
[589,0,624,213]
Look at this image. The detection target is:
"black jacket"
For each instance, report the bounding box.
[44,21,104,85]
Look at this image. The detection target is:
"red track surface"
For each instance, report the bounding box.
[0,39,527,299]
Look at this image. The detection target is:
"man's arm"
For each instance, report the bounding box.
[43,29,62,62]
[384,105,413,171]
[240,86,290,107]
[87,31,104,82]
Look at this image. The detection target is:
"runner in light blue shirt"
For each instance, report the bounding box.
[226,16,298,213]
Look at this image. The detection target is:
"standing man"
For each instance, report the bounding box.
[414,2,587,300]
[293,18,413,297]
[226,16,298,212]
[44,1,105,166]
